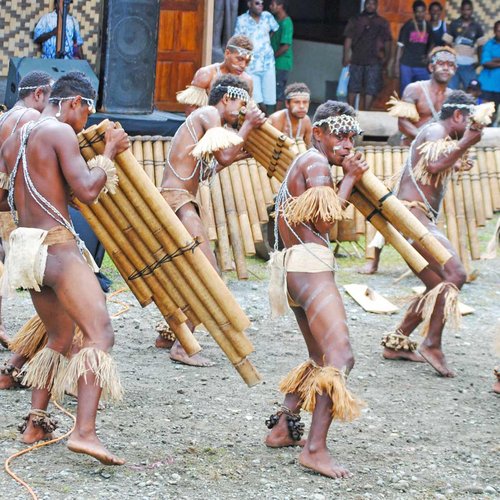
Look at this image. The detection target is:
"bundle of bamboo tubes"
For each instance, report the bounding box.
[78,121,261,386]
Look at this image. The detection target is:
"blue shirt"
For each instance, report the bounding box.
[234,11,279,73]
[479,38,500,93]
[34,11,83,59]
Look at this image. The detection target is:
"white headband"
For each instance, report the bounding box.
[441,103,474,111]
[286,92,310,100]
[216,85,250,103]
[48,95,96,116]
[227,44,253,58]
[18,84,52,91]
[313,115,363,136]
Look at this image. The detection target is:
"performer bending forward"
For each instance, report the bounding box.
[0,72,129,464]
[265,101,367,478]
[160,74,266,365]
[381,91,484,377]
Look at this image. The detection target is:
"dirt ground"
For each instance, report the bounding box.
[0,221,498,500]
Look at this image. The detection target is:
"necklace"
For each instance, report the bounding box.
[285,110,302,139]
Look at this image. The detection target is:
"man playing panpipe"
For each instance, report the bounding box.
[0,71,53,379]
[381,90,487,377]
[177,35,254,116]
[361,46,457,275]
[265,101,367,478]
[268,82,312,147]
[0,72,129,464]
[159,74,266,365]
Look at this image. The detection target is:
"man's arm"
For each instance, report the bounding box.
[72,17,84,58]
[191,66,213,90]
[422,125,483,174]
[56,123,128,204]
[398,83,421,139]
[0,151,9,211]
[33,15,56,44]
[481,42,500,68]
[302,117,312,148]
[338,151,369,205]
[275,17,293,58]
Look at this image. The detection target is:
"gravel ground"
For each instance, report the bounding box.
[0,224,498,500]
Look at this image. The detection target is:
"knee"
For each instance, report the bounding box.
[324,338,355,374]
[444,265,467,289]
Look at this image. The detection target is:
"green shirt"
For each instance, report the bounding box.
[271,16,293,71]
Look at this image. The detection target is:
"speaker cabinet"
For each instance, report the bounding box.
[4,58,99,109]
[98,0,160,114]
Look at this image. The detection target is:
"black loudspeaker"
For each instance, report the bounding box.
[4,57,99,109]
[98,0,160,114]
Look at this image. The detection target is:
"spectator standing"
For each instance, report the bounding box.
[234,0,279,114]
[394,1,433,94]
[34,1,84,59]
[478,21,500,117]
[429,2,447,47]
[443,0,487,90]
[269,0,294,110]
[342,0,392,111]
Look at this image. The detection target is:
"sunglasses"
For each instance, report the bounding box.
[254,1,264,5]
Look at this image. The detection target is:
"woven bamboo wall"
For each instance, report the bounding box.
[0,1,101,78]
[446,0,499,35]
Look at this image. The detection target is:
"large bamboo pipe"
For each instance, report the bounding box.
[476,148,493,220]
[229,162,256,256]
[257,165,275,206]
[468,148,486,227]
[449,181,471,277]
[350,190,428,273]
[210,175,233,271]
[248,159,270,222]
[238,160,264,242]
[460,170,481,260]
[85,123,260,385]
[199,184,218,241]
[153,137,165,188]
[219,168,249,278]
[484,148,500,211]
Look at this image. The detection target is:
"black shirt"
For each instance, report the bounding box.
[398,19,433,67]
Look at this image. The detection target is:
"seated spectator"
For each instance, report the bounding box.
[394,1,433,94]
[466,78,483,104]
[443,0,487,90]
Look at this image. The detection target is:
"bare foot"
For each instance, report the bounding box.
[383,347,425,362]
[493,381,500,394]
[265,419,305,448]
[0,364,22,390]
[418,344,455,377]
[155,335,174,350]
[67,432,125,465]
[357,261,378,275]
[170,342,214,367]
[0,325,9,349]
[299,447,350,479]
[21,424,53,444]
[0,373,18,390]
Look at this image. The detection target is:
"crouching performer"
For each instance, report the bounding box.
[0,72,129,464]
[265,101,367,478]
[381,91,490,377]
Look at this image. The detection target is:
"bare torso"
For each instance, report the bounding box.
[161,106,221,196]
[278,149,330,248]
[193,63,254,96]
[2,119,73,230]
[400,80,452,146]
[0,106,40,147]
[398,121,450,214]
[268,110,312,143]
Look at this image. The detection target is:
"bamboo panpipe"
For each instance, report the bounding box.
[468,148,486,227]
[355,207,365,235]
[374,147,384,179]
[476,148,493,220]
[383,147,393,183]
[199,184,218,241]
[295,138,308,154]
[460,170,481,260]
[485,148,500,211]
[95,123,252,334]
[238,160,264,242]
[132,139,144,171]
[219,168,249,278]
[270,177,281,195]
[350,190,428,273]
[78,140,201,355]
[153,137,165,188]
[88,122,260,385]
[443,186,460,258]
[248,159,270,222]
[142,138,155,184]
[211,175,233,271]
[337,204,358,242]
[356,170,452,266]
[257,165,275,206]
[229,162,256,255]
[450,181,472,277]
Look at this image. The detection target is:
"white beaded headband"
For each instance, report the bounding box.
[441,103,474,111]
[431,50,457,64]
[227,44,253,58]
[216,85,250,103]
[18,83,52,91]
[313,115,363,136]
[285,91,310,100]
[48,95,96,116]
